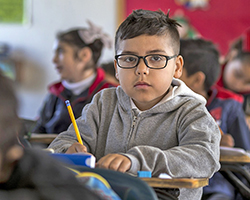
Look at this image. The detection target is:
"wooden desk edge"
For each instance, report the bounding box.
[140,177,208,189]
[220,154,250,163]
[24,133,58,144]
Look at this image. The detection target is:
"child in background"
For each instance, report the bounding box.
[33,20,117,134]
[179,38,250,200]
[217,51,250,129]
[48,9,221,200]
[100,61,119,85]
[221,37,243,65]
[0,71,102,200]
[217,28,250,129]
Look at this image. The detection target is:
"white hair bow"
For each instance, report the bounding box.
[78,20,113,49]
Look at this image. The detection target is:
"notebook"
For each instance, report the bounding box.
[51,153,96,168]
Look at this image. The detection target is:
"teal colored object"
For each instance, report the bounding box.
[137,171,152,178]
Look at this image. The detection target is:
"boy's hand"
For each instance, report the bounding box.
[220,134,235,147]
[65,142,88,154]
[96,154,131,173]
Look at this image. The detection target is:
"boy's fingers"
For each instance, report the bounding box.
[117,158,131,173]
[66,142,87,153]
[96,154,131,172]
[96,154,113,168]
[75,143,88,153]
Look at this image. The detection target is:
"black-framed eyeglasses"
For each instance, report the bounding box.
[115,54,177,69]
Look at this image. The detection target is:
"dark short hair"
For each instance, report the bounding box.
[101,62,115,77]
[115,9,181,55]
[57,29,104,65]
[0,70,20,153]
[180,38,220,92]
[233,51,250,65]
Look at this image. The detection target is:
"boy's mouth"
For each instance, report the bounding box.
[134,81,151,88]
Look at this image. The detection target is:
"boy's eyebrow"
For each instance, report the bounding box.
[147,49,167,54]
[119,49,167,55]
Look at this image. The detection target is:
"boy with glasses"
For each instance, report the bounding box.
[49,9,221,199]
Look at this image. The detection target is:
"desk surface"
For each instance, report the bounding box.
[220,147,250,163]
[25,133,58,144]
[140,177,208,189]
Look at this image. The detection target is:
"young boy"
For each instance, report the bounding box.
[48,9,221,200]
[0,71,101,200]
[217,51,250,128]
[179,38,250,200]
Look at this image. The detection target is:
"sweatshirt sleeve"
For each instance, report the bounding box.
[48,91,106,154]
[124,104,221,178]
[47,104,99,154]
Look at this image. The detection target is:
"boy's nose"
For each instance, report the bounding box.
[52,54,58,64]
[135,59,149,75]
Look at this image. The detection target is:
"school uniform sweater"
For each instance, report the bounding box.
[203,85,250,198]
[33,68,116,134]
[207,85,250,150]
[49,78,221,200]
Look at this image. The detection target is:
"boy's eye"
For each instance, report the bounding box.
[149,55,163,62]
[123,56,137,63]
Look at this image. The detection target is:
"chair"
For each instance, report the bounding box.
[219,147,250,199]
[220,163,250,199]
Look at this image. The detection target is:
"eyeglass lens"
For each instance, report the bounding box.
[117,55,169,69]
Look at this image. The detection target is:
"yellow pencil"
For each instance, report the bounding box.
[65,100,83,145]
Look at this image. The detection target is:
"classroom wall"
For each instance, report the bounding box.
[125,0,250,55]
[0,0,117,120]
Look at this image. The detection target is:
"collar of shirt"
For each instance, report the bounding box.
[62,73,96,95]
[130,84,178,114]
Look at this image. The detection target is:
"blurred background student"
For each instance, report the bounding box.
[100,61,119,85]
[32,20,117,134]
[217,52,250,120]
[0,70,102,200]
[179,38,250,200]
[217,28,250,129]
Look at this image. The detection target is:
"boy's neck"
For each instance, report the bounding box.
[200,90,209,100]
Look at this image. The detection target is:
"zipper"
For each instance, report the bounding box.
[132,115,137,129]
[125,113,138,151]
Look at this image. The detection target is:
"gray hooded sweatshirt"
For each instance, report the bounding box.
[49,78,221,200]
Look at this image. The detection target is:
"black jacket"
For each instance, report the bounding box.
[0,148,102,200]
[33,68,116,134]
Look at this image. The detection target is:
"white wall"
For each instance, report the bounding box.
[0,0,117,120]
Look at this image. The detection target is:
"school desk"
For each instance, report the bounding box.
[140,177,208,199]
[25,133,57,144]
[140,177,208,189]
[219,147,250,199]
[220,146,250,163]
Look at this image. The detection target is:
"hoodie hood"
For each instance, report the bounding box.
[116,78,206,115]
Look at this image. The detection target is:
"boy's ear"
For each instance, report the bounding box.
[77,47,92,64]
[173,55,184,78]
[114,60,119,80]
[190,71,206,90]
